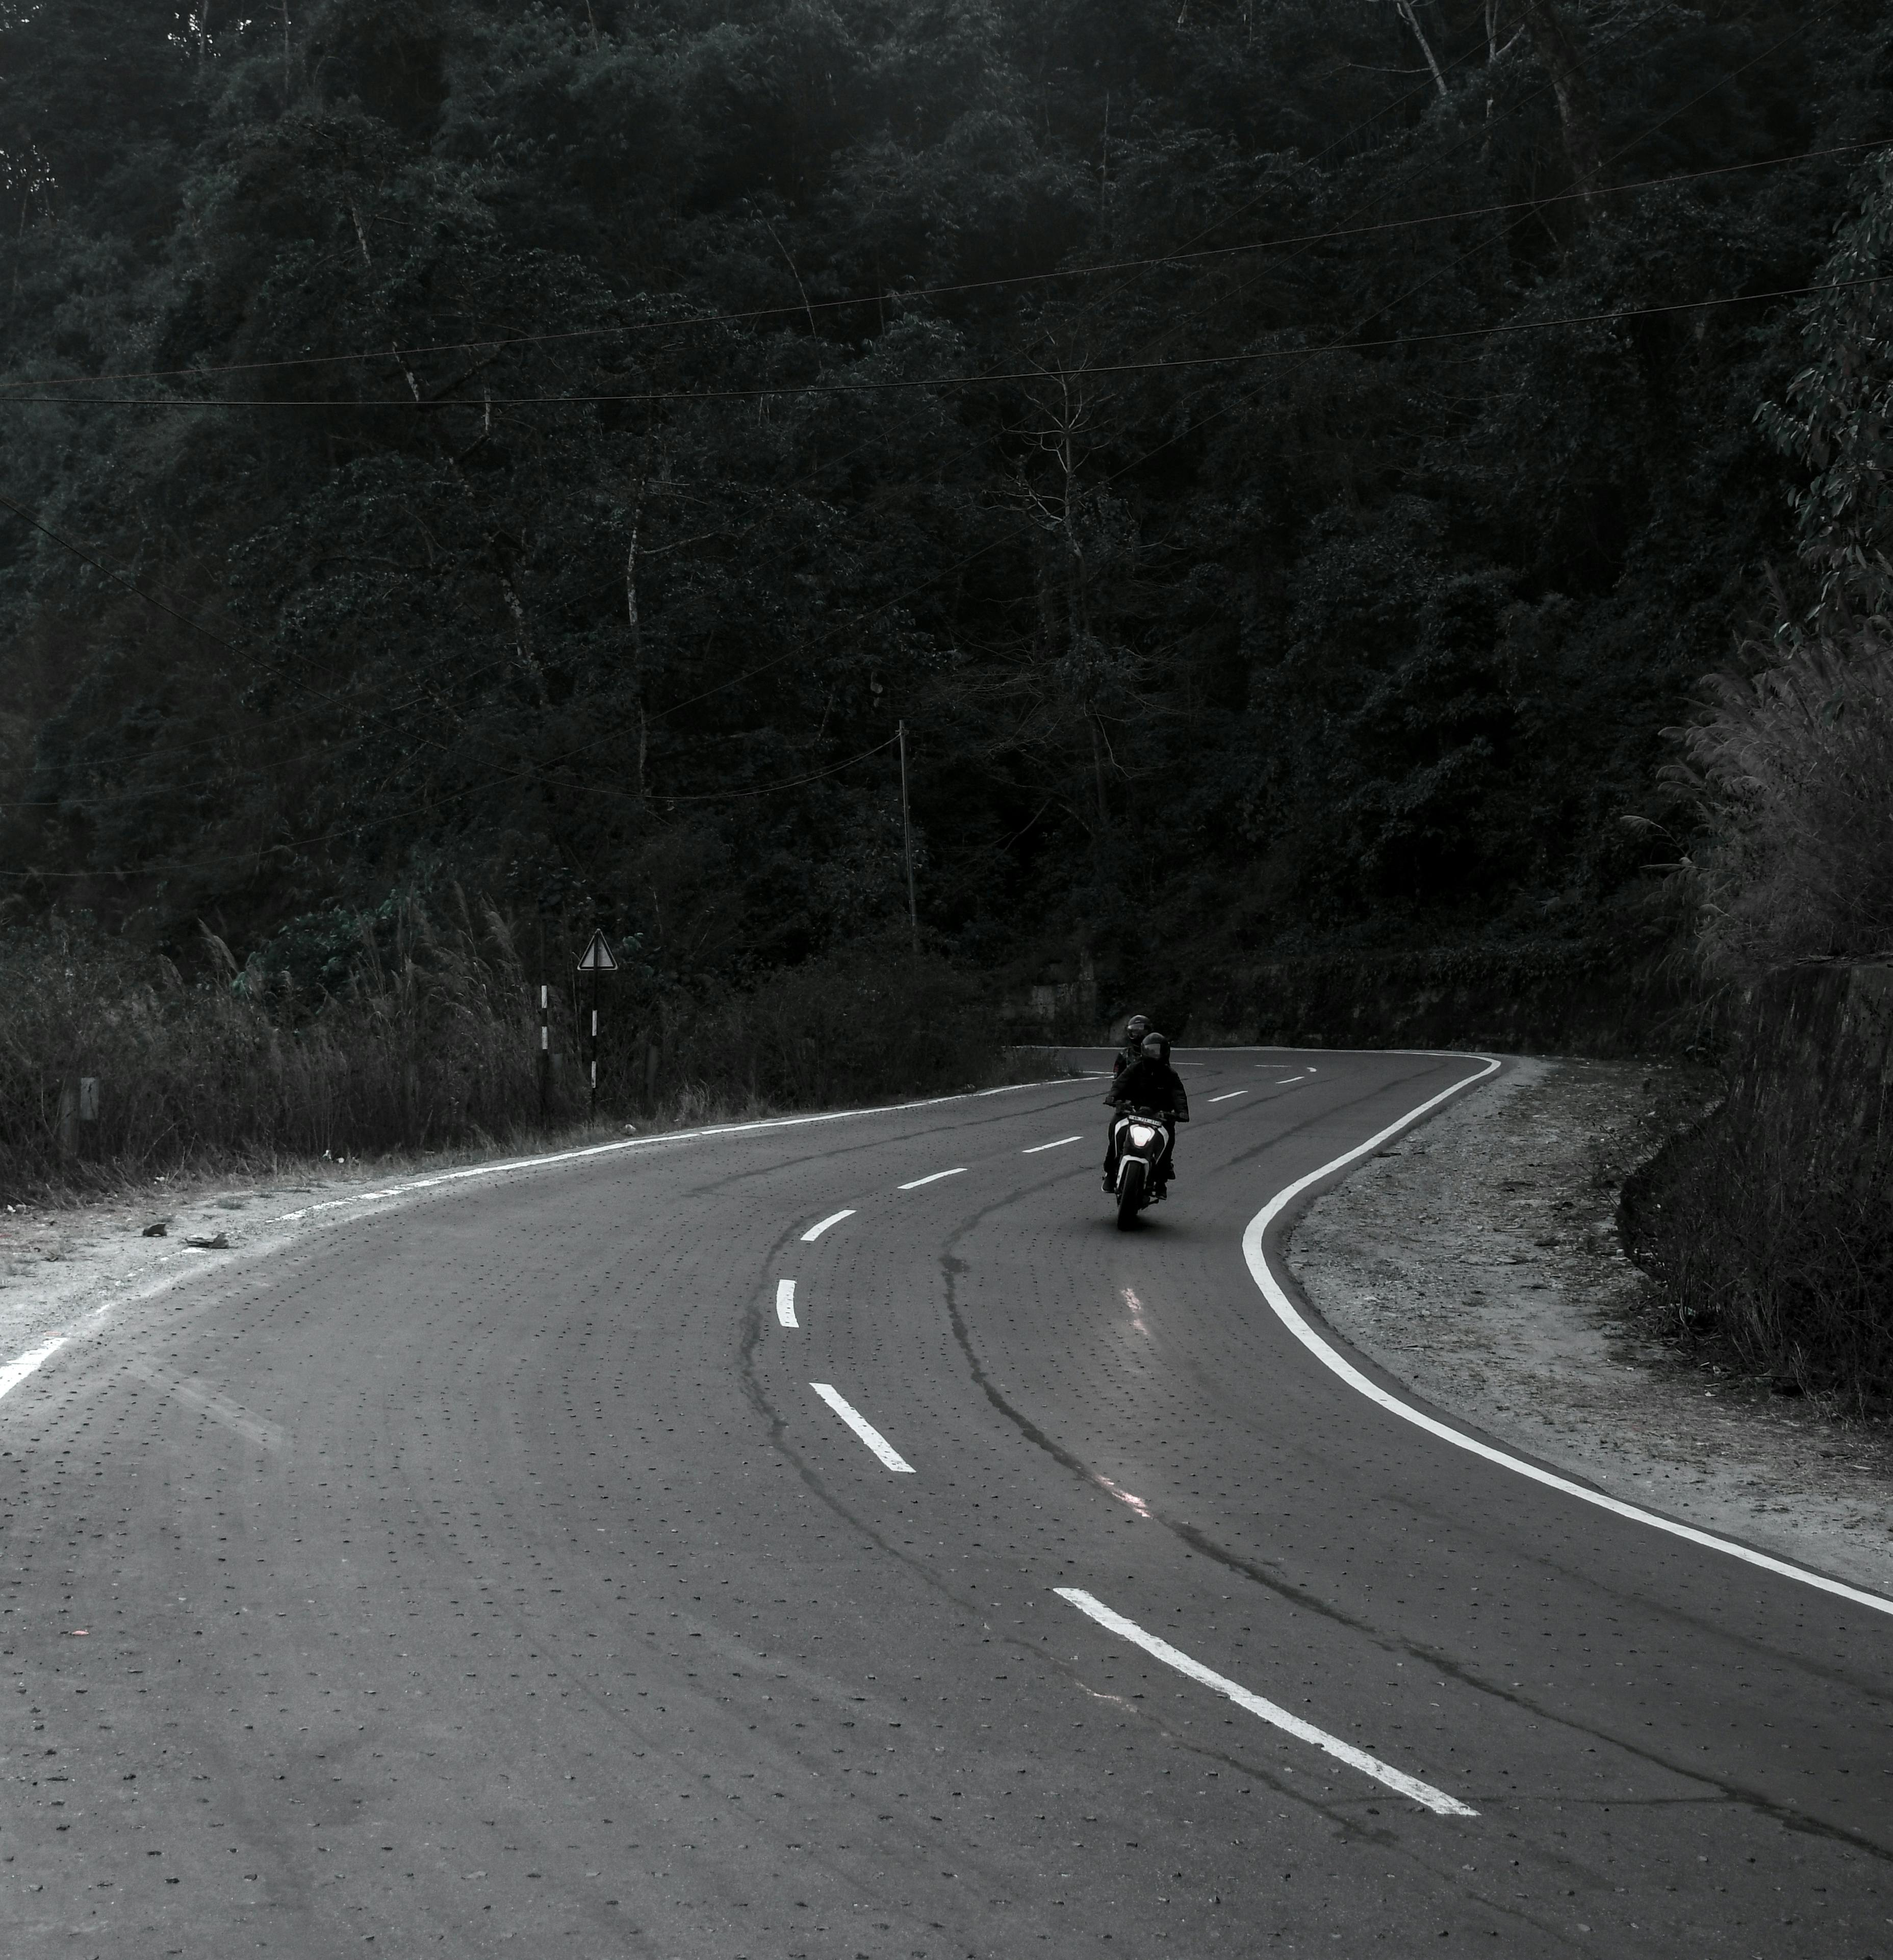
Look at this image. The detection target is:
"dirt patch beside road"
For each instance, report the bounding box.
[1289,1056,1893,1596]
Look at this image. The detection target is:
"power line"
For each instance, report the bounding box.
[0,25,1853,879]
[28,274,1877,414]
[0,137,1876,404]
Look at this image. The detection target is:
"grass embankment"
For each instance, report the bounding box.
[0,899,1064,1205]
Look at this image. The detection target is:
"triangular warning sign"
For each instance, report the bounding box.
[576,929,618,972]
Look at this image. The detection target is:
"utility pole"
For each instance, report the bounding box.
[898,719,919,956]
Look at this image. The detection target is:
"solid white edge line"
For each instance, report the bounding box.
[809,1383,913,1472]
[1022,1135,1084,1154]
[274,1077,1067,1224]
[1208,1090,1249,1102]
[1243,1056,1893,1620]
[1056,1589,1476,1817]
[898,1168,966,1190]
[0,1336,68,1404]
[0,1336,67,1403]
[801,1208,856,1242]
[776,1279,798,1329]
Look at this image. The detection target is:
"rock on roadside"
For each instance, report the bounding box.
[1289,1056,1893,1596]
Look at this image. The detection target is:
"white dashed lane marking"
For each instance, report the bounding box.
[810,1384,913,1473]
[1208,1090,1248,1102]
[897,1169,965,1191]
[776,1280,798,1328]
[1021,1136,1083,1154]
[800,1209,855,1242]
[1056,1589,1477,1817]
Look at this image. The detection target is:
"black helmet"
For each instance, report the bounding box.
[1140,1030,1169,1063]
[1124,1013,1150,1040]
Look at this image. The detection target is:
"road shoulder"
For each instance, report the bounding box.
[1289,1054,1893,1595]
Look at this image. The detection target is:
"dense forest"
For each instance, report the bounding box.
[1,0,1888,1032]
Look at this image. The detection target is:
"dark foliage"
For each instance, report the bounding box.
[0,0,1887,1010]
[0,901,1039,1200]
[1621,962,1893,1406]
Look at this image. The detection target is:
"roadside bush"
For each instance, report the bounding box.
[1623,1105,1893,1405]
[0,895,542,1198]
[1664,620,1893,984]
[0,902,1053,1202]
[1621,964,1893,1406]
[628,946,1025,1114]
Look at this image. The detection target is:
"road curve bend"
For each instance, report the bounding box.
[4,1048,1889,1956]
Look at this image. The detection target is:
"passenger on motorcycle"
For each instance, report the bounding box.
[1111,1014,1152,1079]
[1102,1031,1190,1192]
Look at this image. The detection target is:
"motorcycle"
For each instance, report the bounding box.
[1108,1105,1172,1229]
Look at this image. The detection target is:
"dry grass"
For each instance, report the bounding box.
[0,898,1059,1203]
[1622,1098,1893,1409]
[1665,619,1893,983]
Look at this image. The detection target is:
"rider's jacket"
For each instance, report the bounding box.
[1104,1057,1190,1120]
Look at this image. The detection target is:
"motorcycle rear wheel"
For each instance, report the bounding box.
[1115,1159,1145,1230]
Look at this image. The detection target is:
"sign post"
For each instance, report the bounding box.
[538,982,550,1126]
[576,929,618,1120]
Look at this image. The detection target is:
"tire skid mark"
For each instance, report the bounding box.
[931,1149,1893,1865]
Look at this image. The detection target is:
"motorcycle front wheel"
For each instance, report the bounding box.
[1115,1158,1145,1231]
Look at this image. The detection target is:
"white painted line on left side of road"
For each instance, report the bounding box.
[810,1384,913,1472]
[1243,1055,1893,1622]
[801,1209,855,1242]
[1056,1588,1477,1818]
[898,1169,965,1190]
[274,1079,1061,1225]
[0,1337,66,1405]
[776,1280,799,1328]
[1209,1090,1248,1102]
[1022,1136,1083,1154]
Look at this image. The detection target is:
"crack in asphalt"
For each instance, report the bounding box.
[933,1200,1893,1868]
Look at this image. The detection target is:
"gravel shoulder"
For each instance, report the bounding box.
[0,1129,644,1360]
[1289,1055,1893,1596]
[0,1158,423,1361]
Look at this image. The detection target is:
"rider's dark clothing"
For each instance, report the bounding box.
[1105,1058,1189,1119]
[1103,1059,1189,1187]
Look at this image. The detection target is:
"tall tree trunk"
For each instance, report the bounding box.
[1395,0,1449,98]
[625,484,647,799]
[493,547,548,707]
[1515,0,1602,198]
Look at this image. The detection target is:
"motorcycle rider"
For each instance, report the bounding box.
[1112,1014,1151,1078]
[1102,1030,1189,1193]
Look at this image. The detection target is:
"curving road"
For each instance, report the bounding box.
[5,1048,1890,1956]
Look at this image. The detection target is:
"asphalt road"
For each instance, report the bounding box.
[5,1047,1891,1957]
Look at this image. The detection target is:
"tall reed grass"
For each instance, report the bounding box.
[1622,1095,1893,1406]
[1627,623,1893,1403]
[1664,618,1893,982]
[0,896,1053,1203]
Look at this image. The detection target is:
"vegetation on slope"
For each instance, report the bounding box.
[2,1,1886,1023]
